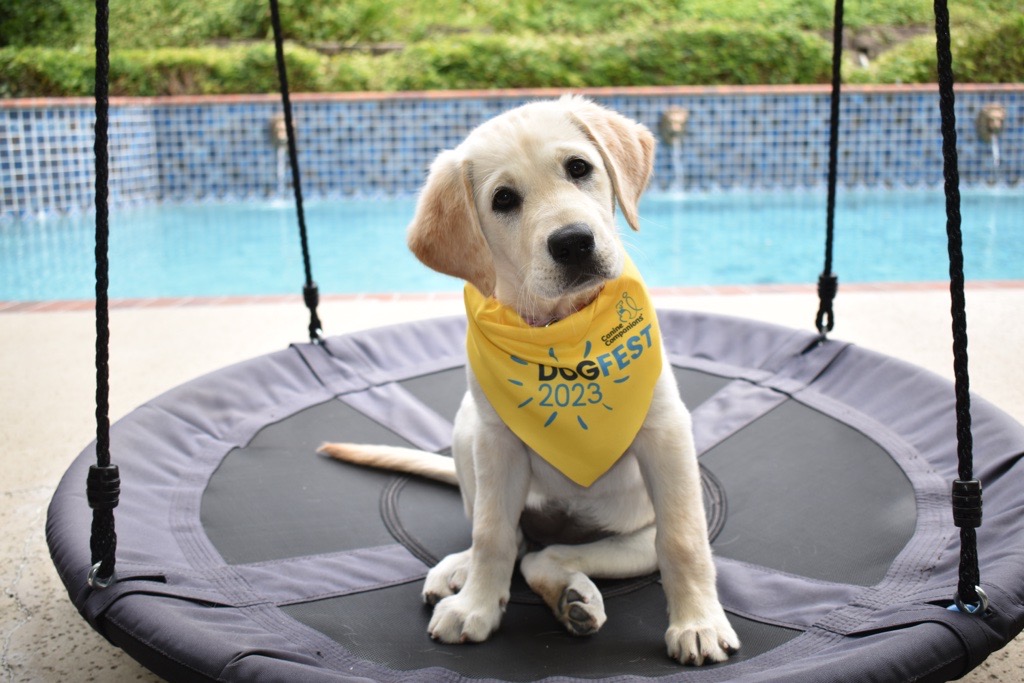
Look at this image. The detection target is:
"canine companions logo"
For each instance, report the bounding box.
[465,257,663,487]
[617,292,642,322]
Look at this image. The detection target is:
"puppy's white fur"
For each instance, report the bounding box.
[321,96,739,665]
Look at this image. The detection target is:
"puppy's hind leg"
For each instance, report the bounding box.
[519,525,657,636]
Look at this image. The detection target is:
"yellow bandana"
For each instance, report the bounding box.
[465,256,663,487]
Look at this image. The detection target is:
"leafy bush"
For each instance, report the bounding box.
[841,0,931,29]
[0,0,92,49]
[228,0,403,45]
[1,0,441,49]
[384,24,831,91]
[384,34,590,91]
[0,48,95,98]
[2,0,1020,96]
[589,24,831,86]
[848,15,1024,84]
[2,0,1019,50]
[0,44,327,97]
[845,36,937,84]
[956,14,1024,83]
[1,22,833,97]
[322,53,377,93]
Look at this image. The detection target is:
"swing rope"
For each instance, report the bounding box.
[86,0,119,589]
[933,0,985,614]
[814,0,844,338]
[269,0,324,345]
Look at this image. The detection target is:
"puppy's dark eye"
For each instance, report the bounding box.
[566,158,592,180]
[492,187,521,213]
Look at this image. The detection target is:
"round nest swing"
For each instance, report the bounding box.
[48,1,1024,681]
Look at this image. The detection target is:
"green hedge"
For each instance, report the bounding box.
[948,14,1024,84]
[4,0,1010,50]
[586,25,830,86]
[0,48,93,98]
[2,6,1020,97]
[1,24,832,97]
[0,44,373,98]
[848,15,1024,84]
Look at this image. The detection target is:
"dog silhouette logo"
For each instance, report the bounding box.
[617,292,643,323]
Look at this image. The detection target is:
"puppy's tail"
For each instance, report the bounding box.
[319,442,458,487]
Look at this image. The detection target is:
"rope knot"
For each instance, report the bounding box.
[817,273,838,301]
[952,479,982,528]
[815,273,839,334]
[303,282,320,310]
[86,464,120,511]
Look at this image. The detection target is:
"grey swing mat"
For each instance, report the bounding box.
[48,310,1024,682]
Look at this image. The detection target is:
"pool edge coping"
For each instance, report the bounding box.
[4,280,1023,314]
[3,83,1023,109]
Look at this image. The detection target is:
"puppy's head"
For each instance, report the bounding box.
[408,96,655,322]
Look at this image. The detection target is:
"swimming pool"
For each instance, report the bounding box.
[2,188,1021,301]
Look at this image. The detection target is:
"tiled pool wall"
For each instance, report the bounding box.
[2,85,1021,220]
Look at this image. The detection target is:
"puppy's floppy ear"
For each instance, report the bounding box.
[566,98,655,232]
[407,150,496,295]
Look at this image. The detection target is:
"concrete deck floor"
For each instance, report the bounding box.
[2,285,1023,682]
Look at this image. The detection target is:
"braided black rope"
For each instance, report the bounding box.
[88,0,119,588]
[814,0,843,338]
[933,0,984,613]
[268,0,324,344]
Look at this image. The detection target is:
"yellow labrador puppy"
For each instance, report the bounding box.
[322,96,739,665]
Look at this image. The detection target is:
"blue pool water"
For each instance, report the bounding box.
[2,188,1021,301]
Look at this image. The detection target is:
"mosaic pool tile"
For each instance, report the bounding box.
[1,86,1020,221]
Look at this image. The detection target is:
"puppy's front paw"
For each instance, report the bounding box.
[428,592,505,644]
[423,551,470,606]
[665,613,740,666]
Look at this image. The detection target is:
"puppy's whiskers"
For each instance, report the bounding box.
[512,270,545,326]
[619,233,646,261]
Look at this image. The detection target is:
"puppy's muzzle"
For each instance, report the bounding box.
[548,223,600,285]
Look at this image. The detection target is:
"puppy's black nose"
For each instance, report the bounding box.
[547,223,596,267]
